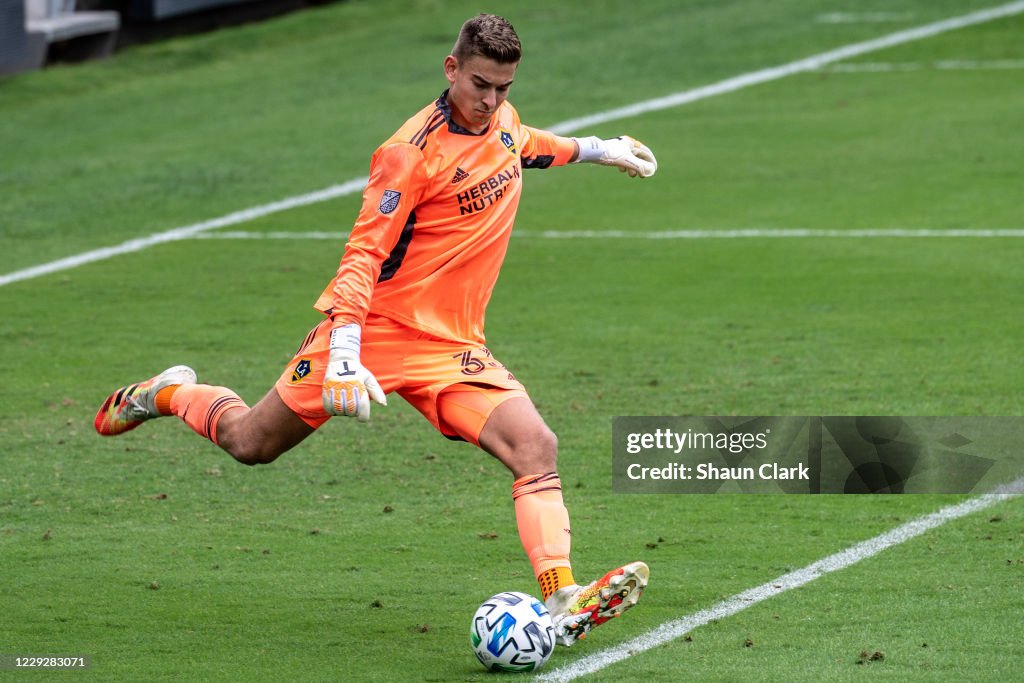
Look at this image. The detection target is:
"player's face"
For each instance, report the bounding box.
[443,55,517,134]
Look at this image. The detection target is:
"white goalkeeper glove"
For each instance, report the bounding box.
[322,324,386,422]
[572,135,658,178]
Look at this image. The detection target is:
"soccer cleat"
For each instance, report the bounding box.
[94,365,197,436]
[545,561,649,646]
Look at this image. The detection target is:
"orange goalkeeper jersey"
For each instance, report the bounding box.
[314,90,577,345]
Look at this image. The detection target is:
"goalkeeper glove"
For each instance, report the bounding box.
[322,324,386,422]
[572,135,658,178]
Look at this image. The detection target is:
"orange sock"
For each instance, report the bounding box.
[154,385,179,416]
[537,566,576,601]
[168,384,247,446]
[512,473,575,600]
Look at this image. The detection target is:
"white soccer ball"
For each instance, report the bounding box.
[470,591,556,672]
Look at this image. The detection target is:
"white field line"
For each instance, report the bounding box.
[816,12,917,24]
[3,0,1024,289]
[190,228,1024,240]
[823,59,1024,72]
[530,228,1024,239]
[537,477,1024,683]
[543,1,1024,134]
[0,177,368,288]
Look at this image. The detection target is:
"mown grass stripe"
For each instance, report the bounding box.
[187,228,1024,240]
[3,1,1023,288]
[538,478,1024,682]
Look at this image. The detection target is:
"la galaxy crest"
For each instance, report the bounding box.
[290,358,313,383]
[498,128,517,155]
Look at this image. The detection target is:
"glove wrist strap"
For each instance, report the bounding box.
[329,323,361,356]
[572,136,605,164]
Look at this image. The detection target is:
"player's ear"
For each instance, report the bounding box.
[443,55,459,84]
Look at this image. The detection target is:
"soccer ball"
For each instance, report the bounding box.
[470,591,555,672]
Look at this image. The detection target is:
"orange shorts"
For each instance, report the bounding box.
[274,314,528,445]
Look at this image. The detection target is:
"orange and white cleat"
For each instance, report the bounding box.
[94,365,196,436]
[544,561,649,646]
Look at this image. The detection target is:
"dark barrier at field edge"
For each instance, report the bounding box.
[612,416,1024,494]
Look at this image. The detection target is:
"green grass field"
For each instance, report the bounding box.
[2,0,1023,680]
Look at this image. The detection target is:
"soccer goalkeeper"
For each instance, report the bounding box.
[95,13,656,646]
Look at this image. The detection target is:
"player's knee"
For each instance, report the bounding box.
[225,439,283,465]
[215,408,293,465]
[519,423,558,473]
[233,449,282,466]
[537,425,558,461]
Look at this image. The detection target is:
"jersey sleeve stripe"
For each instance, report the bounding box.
[410,110,445,148]
[522,154,557,169]
[417,118,447,149]
[377,210,417,283]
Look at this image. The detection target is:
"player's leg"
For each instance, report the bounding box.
[94,367,316,464]
[195,386,316,464]
[436,388,648,645]
[460,393,558,477]
[438,390,579,586]
[194,317,337,463]
[469,395,573,590]
[95,320,335,463]
[437,390,572,591]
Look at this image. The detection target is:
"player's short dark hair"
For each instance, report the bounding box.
[452,14,521,64]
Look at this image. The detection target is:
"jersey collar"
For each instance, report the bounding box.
[437,89,491,136]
